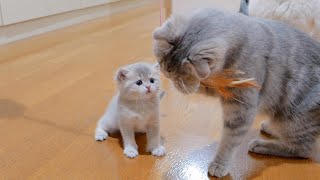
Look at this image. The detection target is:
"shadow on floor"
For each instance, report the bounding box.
[0,98,92,136]
[23,114,92,136]
[108,132,166,156]
[0,98,26,118]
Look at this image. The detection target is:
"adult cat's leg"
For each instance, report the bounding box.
[249,115,318,158]
[209,96,258,177]
[260,120,278,138]
[146,114,165,156]
[119,122,138,158]
[248,138,314,158]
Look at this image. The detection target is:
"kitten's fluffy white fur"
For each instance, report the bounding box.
[248,0,320,40]
[95,62,165,158]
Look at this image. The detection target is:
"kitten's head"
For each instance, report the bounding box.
[152,12,227,94]
[115,62,161,100]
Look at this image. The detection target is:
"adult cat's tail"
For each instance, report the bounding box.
[239,0,249,15]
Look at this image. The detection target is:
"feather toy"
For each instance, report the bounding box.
[200,69,260,100]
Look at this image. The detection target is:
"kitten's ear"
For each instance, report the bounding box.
[116,68,129,81]
[153,63,160,71]
[182,59,210,79]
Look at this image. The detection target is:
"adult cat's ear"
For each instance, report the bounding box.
[116,68,129,81]
[153,14,188,59]
[182,59,210,79]
[152,14,188,42]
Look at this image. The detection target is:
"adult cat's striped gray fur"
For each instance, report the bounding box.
[152,8,320,177]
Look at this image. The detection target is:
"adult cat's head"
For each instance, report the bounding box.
[115,62,161,100]
[152,10,228,94]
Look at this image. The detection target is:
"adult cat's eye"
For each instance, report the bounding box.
[150,78,155,83]
[168,41,175,46]
[136,80,143,86]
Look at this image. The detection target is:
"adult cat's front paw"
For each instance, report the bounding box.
[151,145,166,157]
[248,139,267,154]
[124,146,139,158]
[208,161,230,177]
[260,121,276,137]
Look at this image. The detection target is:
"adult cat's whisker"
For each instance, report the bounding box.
[230,96,245,104]
[180,79,190,94]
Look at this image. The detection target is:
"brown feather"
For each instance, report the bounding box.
[200,69,260,100]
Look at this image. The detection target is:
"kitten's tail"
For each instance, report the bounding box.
[159,91,166,100]
[239,0,249,15]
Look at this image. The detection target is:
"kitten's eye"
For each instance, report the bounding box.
[150,78,155,83]
[136,80,143,86]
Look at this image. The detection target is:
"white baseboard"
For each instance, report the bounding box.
[0,0,155,45]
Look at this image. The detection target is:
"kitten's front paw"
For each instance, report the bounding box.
[208,161,230,178]
[151,145,166,157]
[124,146,139,158]
[95,130,108,141]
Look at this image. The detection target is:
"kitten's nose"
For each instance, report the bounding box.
[146,86,151,92]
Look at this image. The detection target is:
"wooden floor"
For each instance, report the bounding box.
[1,2,320,180]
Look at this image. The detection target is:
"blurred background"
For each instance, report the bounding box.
[0,0,241,45]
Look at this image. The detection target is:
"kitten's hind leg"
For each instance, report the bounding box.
[248,139,313,158]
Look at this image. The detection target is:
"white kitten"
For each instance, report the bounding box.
[95,62,165,158]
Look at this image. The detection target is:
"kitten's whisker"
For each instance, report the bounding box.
[139,93,145,113]
[135,97,139,110]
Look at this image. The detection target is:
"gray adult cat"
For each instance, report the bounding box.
[152,8,320,177]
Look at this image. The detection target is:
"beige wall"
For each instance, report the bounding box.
[0,0,119,25]
[172,0,241,13]
[0,2,3,25]
[0,0,155,45]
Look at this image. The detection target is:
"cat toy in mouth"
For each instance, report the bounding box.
[200,69,260,101]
